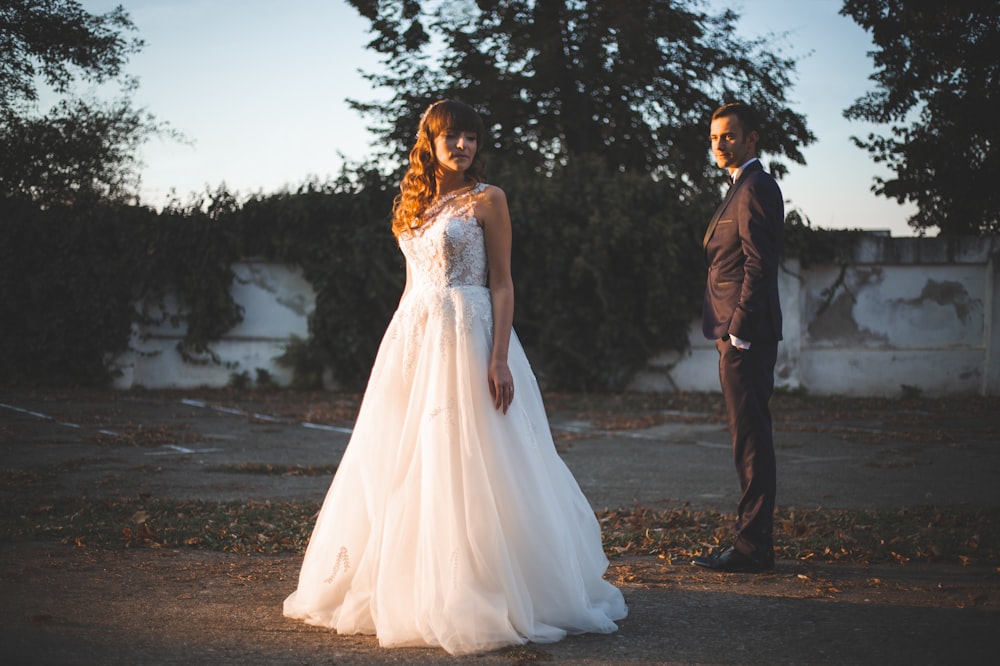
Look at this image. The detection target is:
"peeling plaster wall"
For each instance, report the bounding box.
[804,265,986,349]
[112,261,316,389]
[112,238,1000,396]
[632,236,1000,396]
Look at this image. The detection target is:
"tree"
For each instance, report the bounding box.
[0,0,167,204]
[841,0,1000,235]
[348,0,812,182]
[343,0,815,389]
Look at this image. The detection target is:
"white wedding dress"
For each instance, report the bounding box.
[283,183,627,655]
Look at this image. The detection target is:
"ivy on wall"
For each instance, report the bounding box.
[0,168,402,388]
[494,155,710,390]
[235,169,402,388]
[1,164,841,389]
[2,199,145,384]
[0,197,246,384]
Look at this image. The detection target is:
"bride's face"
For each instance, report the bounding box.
[433,128,478,175]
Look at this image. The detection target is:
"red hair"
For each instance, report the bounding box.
[391,100,487,238]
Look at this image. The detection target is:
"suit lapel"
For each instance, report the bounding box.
[703,182,738,248]
[702,161,763,248]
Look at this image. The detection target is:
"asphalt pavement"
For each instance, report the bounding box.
[1,388,997,665]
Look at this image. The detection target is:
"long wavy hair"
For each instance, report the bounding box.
[391,100,487,238]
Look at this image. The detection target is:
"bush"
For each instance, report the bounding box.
[497,155,710,390]
[3,161,828,390]
[235,168,401,388]
[2,200,132,383]
[0,196,247,384]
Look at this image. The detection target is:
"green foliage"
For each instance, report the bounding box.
[2,160,835,390]
[1,0,832,390]
[0,0,172,204]
[228,369,279,390]
[0,167,402,388]
[335,0,822,388]
[142,192,244,364]
[0,1,141,110]
[347,0,813,182]
[781,208,859,269]
[0,197,244,385]
[235,168,402,388]
[253,368,278,390]
[0,93,166,206]
[275,336,325,390]
[840,0,1000,235]
[496,155,709,390]
[228,371,252,391]
[0,199,145,383]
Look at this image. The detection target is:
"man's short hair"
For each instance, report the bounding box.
[712,102,760,134]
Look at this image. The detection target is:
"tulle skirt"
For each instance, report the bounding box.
[283,285,627,655]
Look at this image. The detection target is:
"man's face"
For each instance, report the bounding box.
[710,114,758,171]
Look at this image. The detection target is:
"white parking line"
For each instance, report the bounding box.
[180,399,354,434]
[0,402,120,436]
[146,444,225,456]
[1,402,55,420]
[301,422,354,434]
[1,398,355,441]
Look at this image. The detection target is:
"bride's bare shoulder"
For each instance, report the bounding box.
[476,184,508,207]
[471,184,510,231]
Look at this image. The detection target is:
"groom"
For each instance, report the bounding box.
[692,102,783,573]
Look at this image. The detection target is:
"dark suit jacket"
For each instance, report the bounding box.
[701,160,784,343]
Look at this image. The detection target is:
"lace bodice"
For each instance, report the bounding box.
[399,183,489,291]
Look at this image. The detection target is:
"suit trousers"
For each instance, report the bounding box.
[715,337,778,556]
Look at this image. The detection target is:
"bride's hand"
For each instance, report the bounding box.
[489,360,514,414]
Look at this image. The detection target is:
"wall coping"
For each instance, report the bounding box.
[840,235,1000,264]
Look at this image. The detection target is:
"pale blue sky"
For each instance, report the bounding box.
[79,0,919,235]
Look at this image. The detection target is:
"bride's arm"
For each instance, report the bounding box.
[479,185,515,414]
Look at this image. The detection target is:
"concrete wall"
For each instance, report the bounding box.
[631,236,1000,396]
[112,261,316,390]
[113,236,1000,396]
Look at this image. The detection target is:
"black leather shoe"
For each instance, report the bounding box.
[691,546,775,573]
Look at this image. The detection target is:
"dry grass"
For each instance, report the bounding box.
[2,496,996,566]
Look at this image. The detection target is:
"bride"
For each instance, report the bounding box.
[282,99,627,655]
